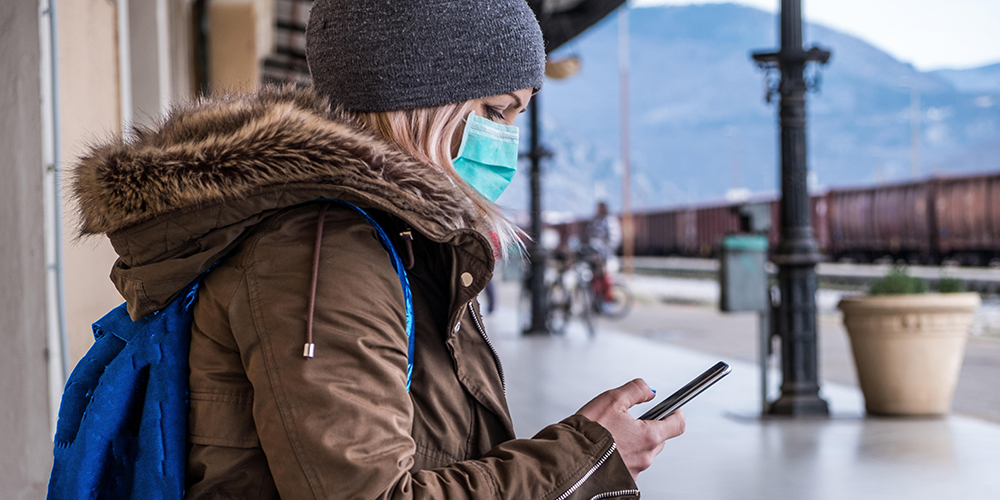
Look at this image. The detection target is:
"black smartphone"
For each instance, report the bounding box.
[638,361,731,420]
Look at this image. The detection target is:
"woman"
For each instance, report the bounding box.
[71,0,684,498]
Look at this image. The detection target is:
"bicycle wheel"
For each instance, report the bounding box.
[574,283,596,337]
[599,283,633,318]
[547,281,571,334]
[517,286,531,332]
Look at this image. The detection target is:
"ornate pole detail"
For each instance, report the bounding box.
[752,0,831,415]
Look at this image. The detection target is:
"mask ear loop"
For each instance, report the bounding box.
[452,110,478,161]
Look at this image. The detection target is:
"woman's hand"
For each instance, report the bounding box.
[576,378,686,480]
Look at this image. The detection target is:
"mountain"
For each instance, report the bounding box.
[497,3,1000,218]
[933,63,1000,94]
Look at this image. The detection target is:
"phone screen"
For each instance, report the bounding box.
[638,361,731,420]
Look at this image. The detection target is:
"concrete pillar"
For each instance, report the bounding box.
[56,0,127,366]
[0,0,54,496]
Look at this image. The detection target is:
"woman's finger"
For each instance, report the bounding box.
[645,409,686,442]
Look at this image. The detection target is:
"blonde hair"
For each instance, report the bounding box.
[353,102,523,258]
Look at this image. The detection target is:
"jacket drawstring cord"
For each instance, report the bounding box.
[304,203,330,358]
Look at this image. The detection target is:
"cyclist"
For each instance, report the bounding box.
[586,202,622,302]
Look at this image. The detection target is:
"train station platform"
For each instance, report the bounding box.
[483,281,1000,500]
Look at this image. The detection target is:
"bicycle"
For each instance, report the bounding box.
[517,251,595,336]
[518,245,633,336]
[586,253,633,319]
[547,255,596,336]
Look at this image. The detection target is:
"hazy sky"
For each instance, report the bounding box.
[632,0,1000,71]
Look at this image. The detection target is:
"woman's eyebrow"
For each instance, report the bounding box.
[509,92,524,109]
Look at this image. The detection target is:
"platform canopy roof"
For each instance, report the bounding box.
[528,0,626,54]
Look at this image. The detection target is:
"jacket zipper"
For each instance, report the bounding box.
[467,301,505,391]
[555,443,633,500]
[588,490,640,500]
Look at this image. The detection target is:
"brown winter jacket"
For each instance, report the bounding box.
[71,86,639,499]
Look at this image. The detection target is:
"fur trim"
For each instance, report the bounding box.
[72,85,481,235]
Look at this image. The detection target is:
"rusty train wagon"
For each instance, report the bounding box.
[933,172,1000,265]
[694,203,741,256]
[628,204,728,257]
[550,171,1000,265]
[827,187,873,259]
[630,208,697,256]
[827,181,934,263]
[604,194,829,258]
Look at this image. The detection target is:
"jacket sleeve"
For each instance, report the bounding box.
[226,205,638,500]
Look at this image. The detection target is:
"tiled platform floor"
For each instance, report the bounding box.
[483,282,1000,500]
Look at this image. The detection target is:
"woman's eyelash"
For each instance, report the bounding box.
[484,106,505,121]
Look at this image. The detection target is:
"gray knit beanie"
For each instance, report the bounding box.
[306,0,545,112]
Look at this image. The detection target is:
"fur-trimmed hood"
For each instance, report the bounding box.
[73,85,481,236]
[72,86,491,318]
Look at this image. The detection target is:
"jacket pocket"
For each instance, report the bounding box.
[188,391,261,448]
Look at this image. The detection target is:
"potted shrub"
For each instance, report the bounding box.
[838,268,980,416]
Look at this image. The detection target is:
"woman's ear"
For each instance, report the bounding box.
[451,124,464,159]
[450,113,468,159]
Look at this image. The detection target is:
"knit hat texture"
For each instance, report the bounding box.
[306,0,545,112]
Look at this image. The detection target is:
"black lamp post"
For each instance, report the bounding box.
[524,96,552,334]
[752,0,830,415]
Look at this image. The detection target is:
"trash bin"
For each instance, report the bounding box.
[719,234,769,312]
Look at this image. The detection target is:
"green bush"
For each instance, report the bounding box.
[936,277,967,293]
[869,267,928,295]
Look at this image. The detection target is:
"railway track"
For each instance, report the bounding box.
[631,256,1000,293]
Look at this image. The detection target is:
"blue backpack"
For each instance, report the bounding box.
[48,201,413,499]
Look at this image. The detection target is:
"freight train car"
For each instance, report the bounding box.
[628,195,829,257]
[628,202,734,257]
[553,194,827,258]
[630,208,696,256]
[695,203,741,257]
[547,170,1000,265]
[827,180,933,263]
[933,172,1000,265]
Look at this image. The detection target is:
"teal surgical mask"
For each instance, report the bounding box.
[452,111,519,202]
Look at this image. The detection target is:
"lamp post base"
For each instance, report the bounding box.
[770,392,829,416]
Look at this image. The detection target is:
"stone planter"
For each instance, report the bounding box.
[838,293,980,416]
